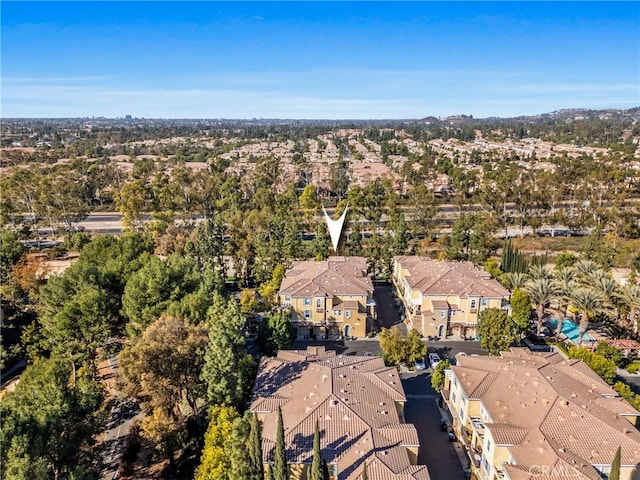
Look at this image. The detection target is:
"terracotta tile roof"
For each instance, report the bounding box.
[450,348,640,479]
[484,423,529,445]
[540,398,640,465]
[394,256,510,298]
[251,347,429,479]
[280,256,373,298]
[605,339,640,350]
[431,300,449,309]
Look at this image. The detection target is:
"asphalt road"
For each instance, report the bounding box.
[100,357,142,480]
[402,369,467,480]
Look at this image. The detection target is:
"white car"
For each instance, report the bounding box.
[414,359,426,370]
[429,353,441,369]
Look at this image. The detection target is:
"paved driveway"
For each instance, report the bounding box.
[373,282,407,333]
[402,370,467,480]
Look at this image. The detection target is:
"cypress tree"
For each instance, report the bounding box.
[322,459,330,480]
[309,420,323,480]
[273,407,289,480]
[362,461,368,480]
[268,463,275,480]
[249,413,264,480]
[610,446,621,480]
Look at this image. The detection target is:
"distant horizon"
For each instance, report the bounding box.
[2,2,638,118]
[4,104,638,122]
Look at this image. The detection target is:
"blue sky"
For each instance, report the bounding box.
[1,1,638,118]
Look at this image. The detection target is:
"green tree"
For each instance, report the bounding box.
[510,289,532,335]
[257,310,298,356]
[361,461,368,480]
[406,329,427,364]
[431,359,451,393]
[570,288,604,346]
[249,413,265,480]
[273,407,289,480]
[568,346,616,384]
[201,294,256,408]
[309,420,323,480]
[0,229,26,281]
[118,315,208,467]
[610,446,621,480]
[195,405,240,480]
[0,357,104,480]
[379,327,426,365]
[524,277,559,337]
[40,283,115,374]
[594,341,622,366]
[477,308,519,355]
[122,253,201,337]
[227,414,255,480]
[379,326,408,365]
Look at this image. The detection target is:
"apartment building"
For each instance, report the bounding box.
[250,346,430,480]
[442,348,640,480]
[279,256,375,339]
[392,257,510,339]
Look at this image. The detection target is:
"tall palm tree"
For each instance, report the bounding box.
[570,288,604,346]
[525,277,560,337]
[553,267,577,337]
[588,274,620,320]
[572,259,600,284]
[505,272,528,291]
[528,264,552,281]
[618,284,640,334]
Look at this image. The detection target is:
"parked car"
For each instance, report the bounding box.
[429,353,441,369]
[363,351,374,357]
[414,359,426,370]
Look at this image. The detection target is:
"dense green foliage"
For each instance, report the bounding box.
[568,346,617,384]
[431,359,451,393]
[477,308,519,355]
[201,294,256,409]
[257,310,298,356]
[0,357,104,480]
[273,407,289,480]
[379,326,427,366]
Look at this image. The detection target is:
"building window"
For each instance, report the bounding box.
[440,310,447,318]
[345,310,352,319]
[304,310,312,319]
[333,309,342,316]
[480,298,488,306]
[284,295,291,303]
[486,438,492,452]
[451,391,457,404]
[304,298,312,306]
[481,455,489,474]
[470,299,477,309]
[316,298,323,308]
[450,310,456,316]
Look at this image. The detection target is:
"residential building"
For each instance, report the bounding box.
[250,346,430,480]
[442,348,640,480]
[392,257,510,339]
[279,256,375,339]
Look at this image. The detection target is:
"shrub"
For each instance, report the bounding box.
[568,346,617,384]
[626,363,640,374]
